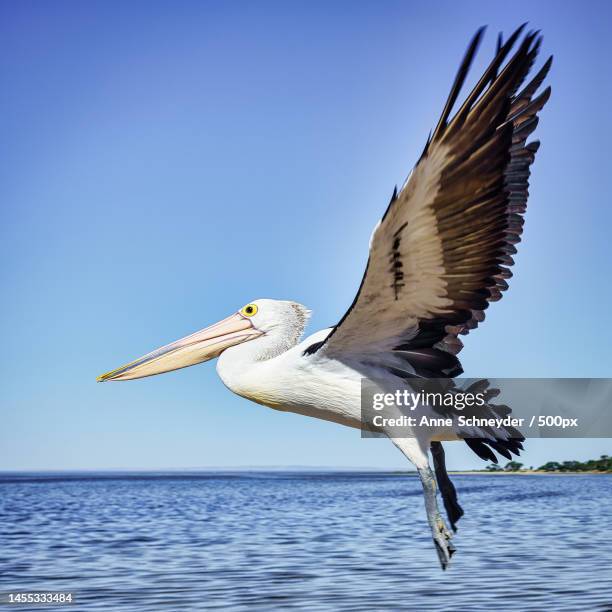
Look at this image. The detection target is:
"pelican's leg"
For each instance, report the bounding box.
[418,465,456,570]
[391,437,455,570]
[431,441,464,531]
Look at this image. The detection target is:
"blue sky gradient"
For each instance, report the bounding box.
[2,0,611,470]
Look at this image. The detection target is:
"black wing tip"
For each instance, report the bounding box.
[430,26,487,142]
[473,25,488,42]
[465,436,525,464]
[432,23,545,145]
[505,22,528,50]
[302,340,327,356]
[465,438,498,463]
[464,25,487,68]
[389,185,398,204]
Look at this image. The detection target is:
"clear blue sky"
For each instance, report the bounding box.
[2,0,611,470]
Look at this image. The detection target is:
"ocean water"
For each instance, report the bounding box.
[1,471,610,611]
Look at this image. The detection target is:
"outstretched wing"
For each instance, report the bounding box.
[307,26,551,376]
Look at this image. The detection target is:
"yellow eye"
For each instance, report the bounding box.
[240,303,258,317]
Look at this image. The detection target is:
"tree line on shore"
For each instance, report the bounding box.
[485,454,611,472]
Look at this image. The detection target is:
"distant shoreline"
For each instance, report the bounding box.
[449,470,610,475]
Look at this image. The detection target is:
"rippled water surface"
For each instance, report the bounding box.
[1,471,611,611]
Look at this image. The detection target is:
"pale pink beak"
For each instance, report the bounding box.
[97,312,262,382]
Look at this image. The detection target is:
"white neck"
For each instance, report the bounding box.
[216,323,304,402]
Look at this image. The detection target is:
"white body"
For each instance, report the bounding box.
[215,308,459,470]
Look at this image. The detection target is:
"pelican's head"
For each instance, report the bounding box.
[97,299,310,382]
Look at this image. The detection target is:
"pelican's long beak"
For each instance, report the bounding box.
[97,312,262,382]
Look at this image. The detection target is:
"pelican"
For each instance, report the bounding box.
[98,25,551,569]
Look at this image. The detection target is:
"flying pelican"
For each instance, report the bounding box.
[98,25,551,569]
